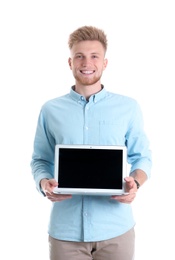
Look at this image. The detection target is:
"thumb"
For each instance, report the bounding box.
[49,178,58,187]
[124,176,133,182]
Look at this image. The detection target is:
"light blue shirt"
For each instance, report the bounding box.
[31,86,152,242]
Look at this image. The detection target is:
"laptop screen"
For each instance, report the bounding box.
[56,146,124,189]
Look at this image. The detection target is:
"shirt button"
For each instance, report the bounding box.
[85,126,88,130]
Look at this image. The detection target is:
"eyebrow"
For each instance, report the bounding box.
[74,52,100,55]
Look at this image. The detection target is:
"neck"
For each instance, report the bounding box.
[74,83,102,100]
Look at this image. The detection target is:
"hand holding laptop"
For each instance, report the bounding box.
[41,176,136,203]
[111,176,137,203]
[40,178,72,202]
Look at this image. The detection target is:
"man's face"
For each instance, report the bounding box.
[68,40,108,86]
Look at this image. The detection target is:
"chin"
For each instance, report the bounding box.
[79,77,101,86]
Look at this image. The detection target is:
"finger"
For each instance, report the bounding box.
[111,192,136,203]
[45,192,72,202]
[124,176,134,182]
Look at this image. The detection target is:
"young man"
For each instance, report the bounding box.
[31,26,152,260]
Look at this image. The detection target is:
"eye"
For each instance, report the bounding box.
[92,55,98,59]
[75,54,83,59]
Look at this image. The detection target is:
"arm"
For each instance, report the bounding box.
[130,169,148,187]
[112,101,152,203]
[30,108,55,195]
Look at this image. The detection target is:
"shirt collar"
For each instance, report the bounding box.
[69,85,107,103]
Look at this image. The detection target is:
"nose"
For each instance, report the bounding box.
[82,57,92,67]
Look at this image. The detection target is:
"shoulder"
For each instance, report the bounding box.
[41,93,70,110]
[106,91,139,106]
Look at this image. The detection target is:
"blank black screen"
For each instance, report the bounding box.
[57,148,123,189]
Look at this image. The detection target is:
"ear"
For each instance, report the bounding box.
[103,58,108,70]
[68,57,72,70]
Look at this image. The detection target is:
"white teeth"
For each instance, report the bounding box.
[81,70,93,74]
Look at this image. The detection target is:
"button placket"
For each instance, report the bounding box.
[83,103,90,143]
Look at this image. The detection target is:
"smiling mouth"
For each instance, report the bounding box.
[80,70,95,75]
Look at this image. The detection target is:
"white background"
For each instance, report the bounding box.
[0,0,175,259]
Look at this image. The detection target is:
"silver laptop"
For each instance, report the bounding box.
[53,144,128,196]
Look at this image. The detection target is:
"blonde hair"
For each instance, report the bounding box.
[68,26,108,52]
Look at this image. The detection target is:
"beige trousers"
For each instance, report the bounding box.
[49,228,135,260]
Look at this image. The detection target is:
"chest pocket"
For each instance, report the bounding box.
[99,120,126,145]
